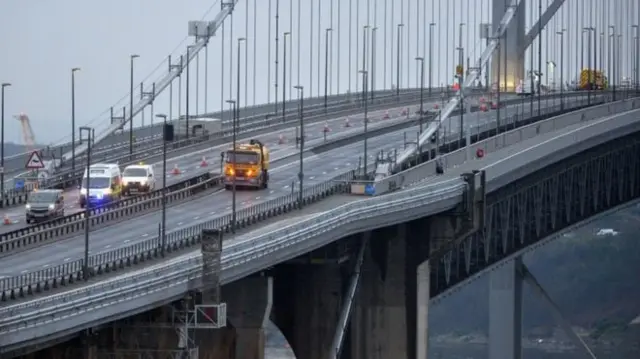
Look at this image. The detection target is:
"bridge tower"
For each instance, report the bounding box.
[487,0,527,91]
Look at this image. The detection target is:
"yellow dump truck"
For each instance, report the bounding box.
[224,139,270,190]
[579,69,608,90]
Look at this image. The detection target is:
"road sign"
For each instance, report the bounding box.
[26,151,44,169]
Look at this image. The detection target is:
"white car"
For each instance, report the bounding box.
[122,164,156,195]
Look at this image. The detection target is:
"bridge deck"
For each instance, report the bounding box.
[229,114,615,240]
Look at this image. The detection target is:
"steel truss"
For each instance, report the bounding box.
[430,132,640,298]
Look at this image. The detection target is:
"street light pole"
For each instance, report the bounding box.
[371,27,378,100]
[556,31,564,110]
[583,27,594,104]
[0,83,10,206]
[633,25,639,92]
[186,46,194,139]
[225,100,237,232]
[155,114,168,257]
[359,70,369,177]
[237,38,246,125]
[396,24,404,98]
[71,68,80,175]
[129,54,139,159]
[415,57,425,133]
[428,23,435,95]
[79,126,92,280]
[609,26,616,100]
[283,32,290,118]
[293,85,304,207]
[324,28,333,112]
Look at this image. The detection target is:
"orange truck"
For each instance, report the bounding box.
[224,139,270,190]
[579,69,608,90]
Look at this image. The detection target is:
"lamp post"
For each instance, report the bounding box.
[632,25,639,92]
[324,28,333,112]
[396,24,404,97]
[359,70,369,177]
[79,126,92,280]
[71,68,80,175]
[428,23,436,95]
[283,32,290,118]
[225,100,237,232]
[155,114,168,257]
[415,57,425,133]
[293,85,304,207]
[186,45,195,139]
[129,54,139,159]
[583,27,594,104]
[556,31,565,109]
[609,26,616,100]
[457,23,465,144]
[237,38,246,124]
[371,27,378,100]
[0,82,10,206]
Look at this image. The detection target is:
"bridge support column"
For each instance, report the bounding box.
[82,329,99,359]
[490,0,526,90]
[348,220,431,359]
[488,258,523,359]
[224,275,273,359]
[273,251,346,359]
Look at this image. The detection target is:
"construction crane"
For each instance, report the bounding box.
[14,113,36,153]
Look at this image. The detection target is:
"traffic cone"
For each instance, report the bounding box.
[200,156,208,167]
[491,102,498,109]
[323,122,331,133]
[433,103,439,109]
[479,97,486,103]
[383,110,390,120]
[401,108,408,116]
[480,103,488,112]
[278,134,286,144]
[344,117,351,127]
[3,214,13,225]
[171,164,182,175]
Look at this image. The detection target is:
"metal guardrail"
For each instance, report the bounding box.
[0,93,619,303]
[0,87,492,208]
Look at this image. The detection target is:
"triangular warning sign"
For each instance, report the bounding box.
[26,151,44,169]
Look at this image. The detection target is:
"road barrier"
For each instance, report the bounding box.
[0,93,620,302]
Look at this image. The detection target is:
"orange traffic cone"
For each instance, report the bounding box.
[401,108,408,116]
[278,134,286,144]
[344,117,351,127]
[491,102,498,109]
[383,110,390,120]
[171,164,182,175]
[200,156,208,167]
[480,103,488,112]
[433,103,439,109]
[323,122,331,133]
[3,214,12,225]
[479,97,486,103]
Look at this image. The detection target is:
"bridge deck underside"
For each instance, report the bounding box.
[430,131,640,300]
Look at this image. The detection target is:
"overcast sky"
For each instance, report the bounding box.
[0,0,637,145]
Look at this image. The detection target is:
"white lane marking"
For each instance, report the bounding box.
[42,264,49,268]
[256,196,261,200]
[194,216,200,220]
[177,222,183,226]
[124,239,131,243]
[283,185,290,189]
[21,270,28,274]
[334,167,339,170]
[104,245,112,249]
[142,233,149,237]
[226,206,231,210]
[270,190,275,194]
[322,171,327,175]
[209,211,216,215]
[309,176,315,180]
[64,257,71,262]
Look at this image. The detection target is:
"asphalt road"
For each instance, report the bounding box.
[0,100,442,231]
[0,96,581,275]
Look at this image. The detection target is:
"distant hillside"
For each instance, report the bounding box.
[430,204,640,337]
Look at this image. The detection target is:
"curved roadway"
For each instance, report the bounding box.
[0,97,581,276]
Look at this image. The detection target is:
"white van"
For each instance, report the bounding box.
[79,163,123,208]
[122,164,156,195]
